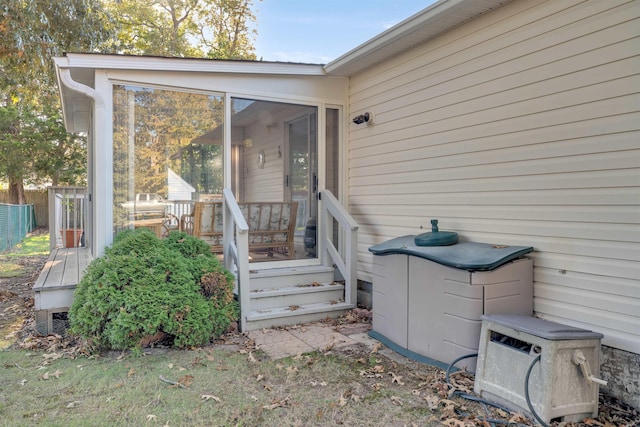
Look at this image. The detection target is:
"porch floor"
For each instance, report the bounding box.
[33,247,92,334]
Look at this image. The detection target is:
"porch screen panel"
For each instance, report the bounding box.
[230,98,318,261]
[112,85,224,236]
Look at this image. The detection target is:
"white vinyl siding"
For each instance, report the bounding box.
[242,119,286,202]
[348,0,640,353]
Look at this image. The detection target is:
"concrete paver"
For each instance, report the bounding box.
[247,323,369,360]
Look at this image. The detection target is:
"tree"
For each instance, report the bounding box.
[0,0,258,204]
[103,0,257,59]
[0,0,114,203]
[199,0,258,59]
[0,105,87,203]
[0,0,115,103]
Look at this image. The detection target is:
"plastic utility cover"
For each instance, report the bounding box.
[482,314,603,341]
[368,235,533,271]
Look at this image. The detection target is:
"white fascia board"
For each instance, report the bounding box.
[325,0,510,76]
[61,53,327,76]
[53,56,82,132]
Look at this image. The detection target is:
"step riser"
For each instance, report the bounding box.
[249,270,334,291]
[250,288,344,311]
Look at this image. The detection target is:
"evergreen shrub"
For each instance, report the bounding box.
[69,229,238,350]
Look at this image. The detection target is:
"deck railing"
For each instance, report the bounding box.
[222,188,250,331]
[320,190,359,306]
[48,186,87,250]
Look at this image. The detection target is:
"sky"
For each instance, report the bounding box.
[252,0,437,64]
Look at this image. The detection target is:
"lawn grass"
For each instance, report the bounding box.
[0,346,442,427]
[0,262,25,278]
[0,231,49,278]
[4,232,50,258]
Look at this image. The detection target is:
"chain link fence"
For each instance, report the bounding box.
[0,203,36,252]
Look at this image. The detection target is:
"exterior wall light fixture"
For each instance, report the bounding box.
[352,112,373,125]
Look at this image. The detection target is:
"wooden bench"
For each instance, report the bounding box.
[184,201,298,259]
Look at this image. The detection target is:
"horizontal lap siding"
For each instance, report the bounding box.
[348,0,640,352]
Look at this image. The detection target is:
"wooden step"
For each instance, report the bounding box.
[248,265,334,291]
[245,301,354,331]
[249,282,345,310]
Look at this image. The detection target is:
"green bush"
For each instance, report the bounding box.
[69,229,238,351]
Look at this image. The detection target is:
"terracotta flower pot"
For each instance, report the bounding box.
[61,229,82,248]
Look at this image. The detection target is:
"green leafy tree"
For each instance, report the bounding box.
[0,0,114,203]
[0,105,87,203]
[104,0,258,59]
[0,0,115,103]
[199,0,258,59]
[1,0,258,204]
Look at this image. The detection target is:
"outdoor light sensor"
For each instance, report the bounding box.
[352,112,373,125]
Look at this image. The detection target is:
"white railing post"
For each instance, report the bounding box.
[48,187,56,250]
[320,190,359,307]
[223,188,250,332]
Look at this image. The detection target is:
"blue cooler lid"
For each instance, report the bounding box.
[368,235,533,271]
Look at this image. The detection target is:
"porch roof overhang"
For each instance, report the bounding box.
[53,0,513,133]
[324,0,513,76]
[53,54,327,134]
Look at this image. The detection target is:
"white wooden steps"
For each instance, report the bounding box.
[243,265,354,331]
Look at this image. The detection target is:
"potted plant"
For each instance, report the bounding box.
[60,197,84,248]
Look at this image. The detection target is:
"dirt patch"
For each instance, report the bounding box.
[0,251,48,348]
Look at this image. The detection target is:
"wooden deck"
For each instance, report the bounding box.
[33,247,92,334]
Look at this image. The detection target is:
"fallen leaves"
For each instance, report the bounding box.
[389,371,404,385]
[262,396,291,410]
[177,374,193,388]
[41,369,63,380]
[390,395,403,406]
[310,380,327,387]
[158,374,190,389]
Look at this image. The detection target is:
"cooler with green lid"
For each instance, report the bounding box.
[368,220,534,371]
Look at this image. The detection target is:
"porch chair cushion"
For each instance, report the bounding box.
[189,201,298,259]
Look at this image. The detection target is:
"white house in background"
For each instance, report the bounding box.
[53,0,639,409]
[167,168,195,201]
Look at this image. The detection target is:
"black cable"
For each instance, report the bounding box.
[524,354,549,427]
[445,352,478,383]
[453,391,515,414]
[444,352,533,427]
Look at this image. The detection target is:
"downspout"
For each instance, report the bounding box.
[58,68,104,106]
[56,68,106,257]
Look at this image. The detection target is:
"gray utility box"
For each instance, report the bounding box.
[369,237,533,371]
[474,314,604,424]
